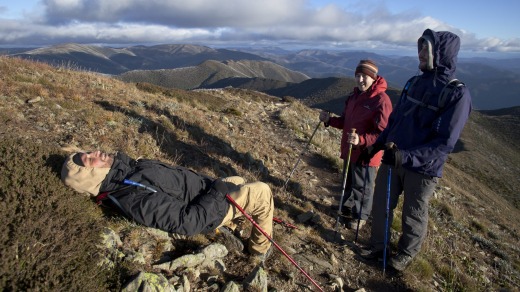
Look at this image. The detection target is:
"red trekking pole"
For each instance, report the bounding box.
[225,194,324,292]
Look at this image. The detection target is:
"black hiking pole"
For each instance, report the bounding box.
[354,165,370,243]
[283,120,322,188]
[383,165,392,276]
[334,128,356,241]
[225,194,324,292]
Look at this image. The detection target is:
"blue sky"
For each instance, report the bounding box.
[1,0,519,56]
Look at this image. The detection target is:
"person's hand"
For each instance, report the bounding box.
[319,111,330,123]
[358,143,384,165]
[347,132,359,145]
[382,142,402,168]
[210,178,229,201]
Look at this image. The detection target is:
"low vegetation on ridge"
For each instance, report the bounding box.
[1,56,519,291]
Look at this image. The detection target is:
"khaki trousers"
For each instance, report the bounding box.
[217,176,274,254]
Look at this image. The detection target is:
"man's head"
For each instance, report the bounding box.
[355,59,378,92]
[418,34,434,71]
[417,29,461,73]
[61,151,115,196]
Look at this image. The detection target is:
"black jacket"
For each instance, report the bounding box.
[99,152,229,235]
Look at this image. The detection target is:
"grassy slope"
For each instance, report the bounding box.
[1,56,519,291]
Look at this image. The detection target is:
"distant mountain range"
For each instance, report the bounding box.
[8,43,520,110]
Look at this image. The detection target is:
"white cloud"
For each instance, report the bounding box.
[0,0,518,53]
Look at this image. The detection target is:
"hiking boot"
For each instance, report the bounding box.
[347,219,366,230]
[217,227,244,252]
[251,246,273,266]
[389,252,414,271]
[330,205,351,217]
[357,247,384,260]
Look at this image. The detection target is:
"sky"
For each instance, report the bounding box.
[1,0,519,57]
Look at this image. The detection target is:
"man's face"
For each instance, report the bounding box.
[355,73,375,92]
[418,42,429,71]
[80,151,114,168]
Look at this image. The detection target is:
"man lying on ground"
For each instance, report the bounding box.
[61,150,274,261]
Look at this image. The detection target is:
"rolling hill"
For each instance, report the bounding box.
[117,59,309,90]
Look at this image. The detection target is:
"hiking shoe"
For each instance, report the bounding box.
[217,227,244,252]
[347,219,366,230]
[252,246,273,266]
[330,205,351,216]
[357,247,384,260]
[389,252,413,271]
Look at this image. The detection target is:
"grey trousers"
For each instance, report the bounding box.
[343,164,377,220]
[369,164,438,257]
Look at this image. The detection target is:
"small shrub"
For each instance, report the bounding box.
[0,137,111,291]
[470,219,486,233]
[411,257,434,280]
[223,107,242,116]
[431,199,454,219]
[282,96,296,103]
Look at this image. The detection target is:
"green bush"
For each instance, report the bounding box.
[0,137,111,291]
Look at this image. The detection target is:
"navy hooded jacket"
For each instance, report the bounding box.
[376,29,472,177]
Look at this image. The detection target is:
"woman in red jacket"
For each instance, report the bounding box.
[319,59,392,230]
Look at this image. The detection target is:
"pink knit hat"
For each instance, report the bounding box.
[355,59,378,80]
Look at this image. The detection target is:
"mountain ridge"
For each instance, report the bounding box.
[117,59,309,90]
[10,42,520,110]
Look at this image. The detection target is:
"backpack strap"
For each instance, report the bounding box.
[399,76,419,103]
[438,79,465,109]
[405,78,465,113]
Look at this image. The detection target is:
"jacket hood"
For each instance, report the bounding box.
[61,153,111,196]
[419,29,460,81]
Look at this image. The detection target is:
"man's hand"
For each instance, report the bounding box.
[210,179,229,201]
[358,143,384,165]
[382,142,402,168]
[319,111,330,123]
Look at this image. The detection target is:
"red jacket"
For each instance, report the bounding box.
[327,76,392,166]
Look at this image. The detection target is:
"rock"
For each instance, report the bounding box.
[157,253,206,271]
[122,271,175,292]
[297,211,315,223]
[100,227,122,249]
[200,243,228,268]
[221,281,240,292]
[27,96,43,103]
[333,277,344,291]
[181,274,190,292]
[243,265,268,292]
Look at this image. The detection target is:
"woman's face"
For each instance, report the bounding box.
[355,73,375,92]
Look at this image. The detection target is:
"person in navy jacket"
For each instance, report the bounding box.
[358,28,472,271]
